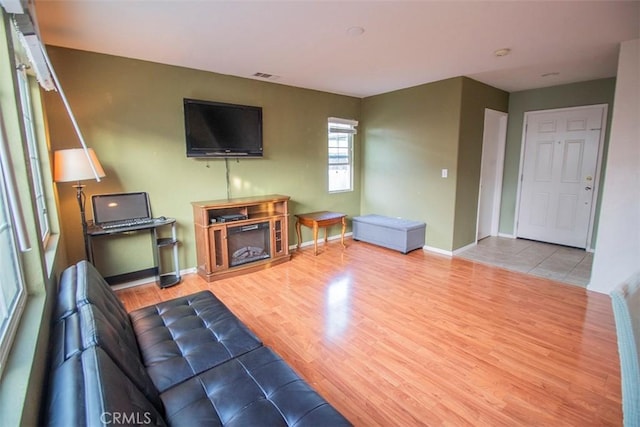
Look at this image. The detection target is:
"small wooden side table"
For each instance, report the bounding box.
[295,211,347,255]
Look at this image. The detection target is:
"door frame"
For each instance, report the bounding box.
[476,108,508,242]
[514,104,608,251]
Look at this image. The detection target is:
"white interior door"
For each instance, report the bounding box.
[517,106,604,248]
[477,109,507,240]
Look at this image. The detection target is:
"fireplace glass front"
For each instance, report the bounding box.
[227,222,271,267]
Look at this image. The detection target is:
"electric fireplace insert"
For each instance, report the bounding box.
[227,222,271,267]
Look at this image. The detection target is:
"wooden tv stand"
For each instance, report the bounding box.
[192,194,291,282]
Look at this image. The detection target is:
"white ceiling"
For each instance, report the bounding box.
[34,0,639,98]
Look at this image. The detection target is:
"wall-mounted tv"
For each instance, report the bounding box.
[184,98,263,158]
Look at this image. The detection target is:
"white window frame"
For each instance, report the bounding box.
[16,69,50,245]
[328,117,357,193]
[0,125,27,379]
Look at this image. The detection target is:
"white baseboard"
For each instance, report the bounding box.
[114,233,356,290]
[110,267,197,291]
[452,241,477,255]
[423,245,453,257]
[289,232,353,250]
[425,241,479,257]
[498,232,516,239]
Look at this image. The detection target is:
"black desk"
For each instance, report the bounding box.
[86,218,181,288]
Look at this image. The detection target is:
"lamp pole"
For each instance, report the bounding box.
[73,182,91,260]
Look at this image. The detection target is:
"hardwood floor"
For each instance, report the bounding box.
[117,239,621,426]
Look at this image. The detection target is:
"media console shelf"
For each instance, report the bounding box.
[192,194,291,282]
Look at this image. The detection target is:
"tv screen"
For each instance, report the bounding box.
[184,99,263,158]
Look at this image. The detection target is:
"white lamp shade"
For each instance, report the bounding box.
[54,148,106,183]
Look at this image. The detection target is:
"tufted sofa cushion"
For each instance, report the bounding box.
[51,260,163,411]
[129,291,262,392]
[54,260,128,322]
[44,262,351,426]
[49,311,82,369]
[79,304,164,412]
[46,346,167,427]
[160,346,350,427]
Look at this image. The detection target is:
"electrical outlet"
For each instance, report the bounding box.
[441,168,448,178]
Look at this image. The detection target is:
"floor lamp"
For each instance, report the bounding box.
[54,148,106,260]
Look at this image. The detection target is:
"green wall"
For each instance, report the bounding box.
[360,78,462,250]
[360,77,508,252]
[45,48,613,265]
[43,47,361,275]
[500,78,616,243]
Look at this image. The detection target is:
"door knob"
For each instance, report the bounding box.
[585,186,592,191]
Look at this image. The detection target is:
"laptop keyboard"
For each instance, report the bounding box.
[100,218,155,229]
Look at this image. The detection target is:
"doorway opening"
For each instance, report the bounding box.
[476,109,508,241]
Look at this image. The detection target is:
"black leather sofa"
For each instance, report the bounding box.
[43,261,351,426]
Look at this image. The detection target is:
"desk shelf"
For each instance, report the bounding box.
[87,218,181,288]
[153,222,181,288]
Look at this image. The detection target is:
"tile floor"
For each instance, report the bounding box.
[456,236,593,287]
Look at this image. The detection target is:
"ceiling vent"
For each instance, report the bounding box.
[252,72,280,81]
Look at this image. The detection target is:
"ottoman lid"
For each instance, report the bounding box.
[353,214,425,231]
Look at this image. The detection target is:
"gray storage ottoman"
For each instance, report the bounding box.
[353,214,426,254]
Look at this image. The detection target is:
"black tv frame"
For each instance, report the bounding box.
[184,98,263,158]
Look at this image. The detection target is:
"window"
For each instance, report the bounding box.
[0,150,26,377]
[16,69,50,243]
[328,117,357,193]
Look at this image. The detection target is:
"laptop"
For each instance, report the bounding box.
[91,192,153,229]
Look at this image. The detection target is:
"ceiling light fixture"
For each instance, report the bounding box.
[346,26,365,37]
[494,48,511,57]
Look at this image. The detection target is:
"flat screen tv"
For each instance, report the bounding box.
[184,98,263,158]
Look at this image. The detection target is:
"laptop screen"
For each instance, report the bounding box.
[91,192,152,225]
